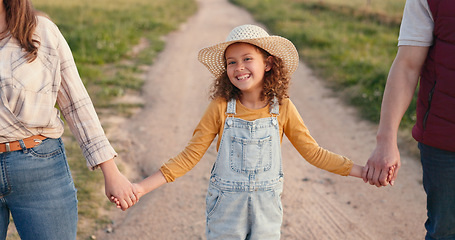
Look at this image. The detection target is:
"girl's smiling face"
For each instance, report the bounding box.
[225,43,272,98]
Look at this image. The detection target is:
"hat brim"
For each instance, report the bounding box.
[198,36,299,78]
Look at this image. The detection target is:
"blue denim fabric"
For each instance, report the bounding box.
[0,138,78,240]
[419,143,455,240]
[206,99,283,240]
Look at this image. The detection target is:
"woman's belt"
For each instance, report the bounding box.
[0,135,47,153]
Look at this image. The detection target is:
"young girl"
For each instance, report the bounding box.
[116,24,393,239]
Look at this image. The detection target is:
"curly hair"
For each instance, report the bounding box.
[209,45,291,106]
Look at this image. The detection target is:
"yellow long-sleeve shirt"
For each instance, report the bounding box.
[160,98,353,182]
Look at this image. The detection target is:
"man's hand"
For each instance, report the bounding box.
[362,142,401,187]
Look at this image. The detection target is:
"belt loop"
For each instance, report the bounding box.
[18,140,28,153]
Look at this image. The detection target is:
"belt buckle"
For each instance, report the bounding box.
[5,142,10,152]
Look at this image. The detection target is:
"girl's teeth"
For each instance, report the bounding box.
[238,75,249,80]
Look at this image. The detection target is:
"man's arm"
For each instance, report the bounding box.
[362,45,429,187]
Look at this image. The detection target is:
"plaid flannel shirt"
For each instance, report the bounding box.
[0,16,117,169]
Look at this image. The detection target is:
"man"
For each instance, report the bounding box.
[362,0,455,239]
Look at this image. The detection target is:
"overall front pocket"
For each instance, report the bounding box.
[229,135,272,174]
[206,186,223,218]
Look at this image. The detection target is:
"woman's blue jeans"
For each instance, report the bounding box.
[419,143,455,240]
[0,138,78,240]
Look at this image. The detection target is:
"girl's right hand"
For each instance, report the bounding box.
[111,183,143,210]
[132,183,145,199]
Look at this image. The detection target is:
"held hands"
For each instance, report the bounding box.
[105,175,139,211]
[361,164,396,187]
[111,183,144,210]
[111,170,168,210]
[362,142,401,187]
[350,163,394,187]
[100,159,139,211]
[359,165,395,187]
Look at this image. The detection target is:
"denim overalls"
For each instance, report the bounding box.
[206,98,284,240]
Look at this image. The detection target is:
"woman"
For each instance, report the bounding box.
[0,0,137,239]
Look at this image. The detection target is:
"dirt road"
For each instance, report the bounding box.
[96,0,427,239]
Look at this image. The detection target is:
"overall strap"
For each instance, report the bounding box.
[226,97,278,116]
[270,97,279,116]
[226,98,237,116]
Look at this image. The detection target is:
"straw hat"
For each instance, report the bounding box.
[198,24,299,78]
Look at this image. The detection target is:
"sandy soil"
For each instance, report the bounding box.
[96,0,427,239]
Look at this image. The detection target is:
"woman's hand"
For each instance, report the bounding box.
[100,159,138,211]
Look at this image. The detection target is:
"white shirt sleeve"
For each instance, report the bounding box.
[398,0,434,46]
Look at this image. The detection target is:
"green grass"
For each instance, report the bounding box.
[230,0,417,128]
[309,0,405,18]
[5,0,196,239]
[35,0,196,105]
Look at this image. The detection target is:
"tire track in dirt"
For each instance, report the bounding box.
[97,0,427,239]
